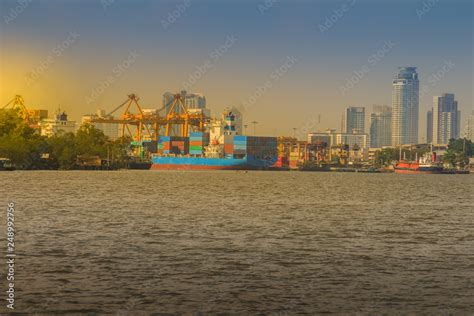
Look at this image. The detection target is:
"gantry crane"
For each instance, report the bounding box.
[165,93,207,137]
[90,92,209,142]
[90,94,158,142]
[2,95,30,121]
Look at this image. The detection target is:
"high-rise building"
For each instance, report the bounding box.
[391,67,419,146]
[370,105,392,148]
[467,111,474,142]
[429,93,460,145]
[185,93,206,109]
[426,110,433,143]
[162,90,206,115]
[344,107,365,134]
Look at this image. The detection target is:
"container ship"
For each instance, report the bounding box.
[151,133,278,170]
[394,152,444,174]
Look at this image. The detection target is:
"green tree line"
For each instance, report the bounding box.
[0,109,131,170]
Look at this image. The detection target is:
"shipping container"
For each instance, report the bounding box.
[224,144,234,154]
[224,135,234,145]
[189,140,204,145]
[190,132,210,138]
[234,135,247,141]
[233,150,247,155]
[159,136,171,142]
[189,151,203,156]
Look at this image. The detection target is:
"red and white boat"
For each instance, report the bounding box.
[394,152,444,174]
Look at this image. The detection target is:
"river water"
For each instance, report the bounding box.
[0,171,473,314]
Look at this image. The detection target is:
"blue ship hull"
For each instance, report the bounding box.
[151,156,278,170]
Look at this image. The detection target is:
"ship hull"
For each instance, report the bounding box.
[394,169,443,174]
[151,156,277,171]
[151,164,259,170]
[394,160,444,174]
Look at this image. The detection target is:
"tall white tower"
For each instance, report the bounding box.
[391,67,419,146]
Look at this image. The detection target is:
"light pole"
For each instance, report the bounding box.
[251,121,258,136]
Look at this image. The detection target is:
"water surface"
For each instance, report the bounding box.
[0,171,473,314]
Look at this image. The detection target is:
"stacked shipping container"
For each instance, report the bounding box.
[223,135,234,157]
[157,136,189,155]
[157,136,171,155]
[223,135,278,159]
[189,132,210,155]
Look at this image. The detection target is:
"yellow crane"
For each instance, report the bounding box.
[2,95,30,121]
[90,92,209,142]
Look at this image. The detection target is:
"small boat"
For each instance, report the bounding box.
[127,159,152,170]
[0,158,15,171]
[394,151,443,174]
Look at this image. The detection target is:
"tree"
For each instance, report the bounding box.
[0,110,137,170]
[75,124,109,157]
[444,138,473,168]
[374,148,398,167]
[0,109,48,169]
[110,136,132,168]
[47,131,77,169]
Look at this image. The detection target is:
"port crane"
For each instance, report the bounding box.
[90,93,209,142]
[165,92,207,137]
[2,95,46,129]
[2,95,30,121]
[90,94,156,142]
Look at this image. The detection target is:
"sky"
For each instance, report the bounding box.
[0,0,472,139]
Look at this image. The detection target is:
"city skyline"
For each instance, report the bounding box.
[1,0,472,139]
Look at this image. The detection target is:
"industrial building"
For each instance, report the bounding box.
[40,111,76,137]
[308,129,368,149]
[307,129,369,163]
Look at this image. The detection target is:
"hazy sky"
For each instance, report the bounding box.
[1,0,472,139]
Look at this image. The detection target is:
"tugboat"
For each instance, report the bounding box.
[394,151,443,174]
[127,157,152,170]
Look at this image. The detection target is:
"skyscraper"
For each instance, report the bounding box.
[430,93,460,145]
[391,67,419,146]
[467,111,474,141]
[344,107,365,134]
[370,105,392,148]
[162,90,207,114]
[426,110,433,143]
